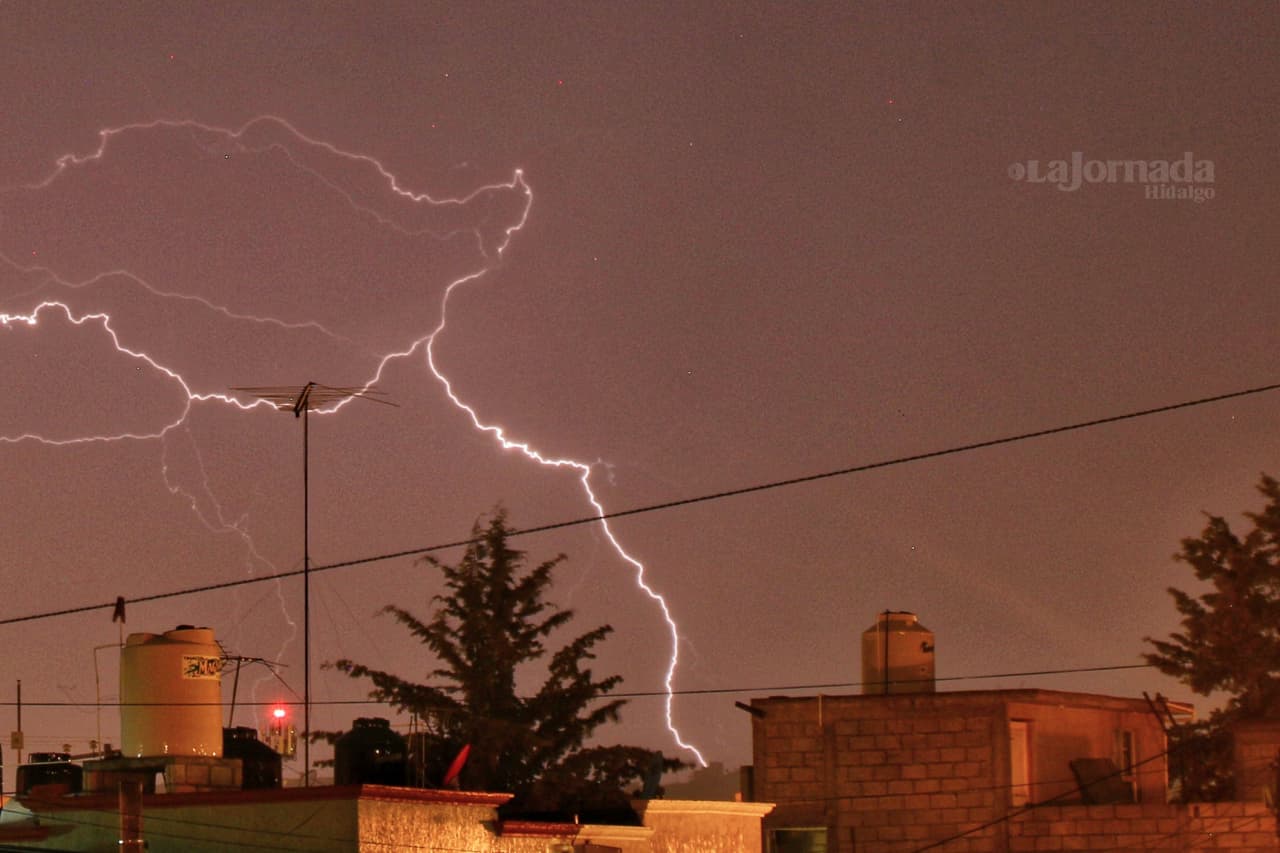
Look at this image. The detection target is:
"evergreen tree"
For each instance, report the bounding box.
[329,509,681,814]
[1144,474,1280,800]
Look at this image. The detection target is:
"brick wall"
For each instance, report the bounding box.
[1006,802,1278,852]
[1232,719,1280,802]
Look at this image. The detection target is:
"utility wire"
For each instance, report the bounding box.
[0,662,1154,708]
[2,379,1277,629]
[608,662,1153,698]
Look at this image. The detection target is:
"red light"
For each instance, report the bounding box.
[272,707,286,719]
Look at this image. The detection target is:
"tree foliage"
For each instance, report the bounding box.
[1162,718,1235,803]
[1144,474,1280,800]
[329,509,681,814]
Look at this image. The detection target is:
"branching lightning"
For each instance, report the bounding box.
[0,116,707,764]
[0,299,266,445]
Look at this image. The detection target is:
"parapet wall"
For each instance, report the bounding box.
[1007,802,1277,852]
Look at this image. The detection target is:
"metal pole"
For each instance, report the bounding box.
[303,399,311,786]
[16,679,21,766]
[94,650,102,757]
[229,660,242,728]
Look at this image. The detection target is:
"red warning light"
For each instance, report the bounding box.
[264,706,297,758]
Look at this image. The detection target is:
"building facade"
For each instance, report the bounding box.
[749,688,1169,852]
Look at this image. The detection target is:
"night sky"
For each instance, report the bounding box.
[2,4,1279,778]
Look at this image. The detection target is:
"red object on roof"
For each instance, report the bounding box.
[443,744,471,786]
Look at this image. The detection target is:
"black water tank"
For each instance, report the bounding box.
[17,753,82,795]
[223,727,282,789]
[334,717,407,785]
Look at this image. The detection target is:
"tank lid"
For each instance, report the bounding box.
[353,717,392,729]
[163,626,215,642]
[224,726,261,742]
[869,611,920,627]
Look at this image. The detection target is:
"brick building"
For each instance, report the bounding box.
[748,688,1171,852]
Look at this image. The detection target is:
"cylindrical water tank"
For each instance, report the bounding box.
[861,611,935,694]
[120,626,224,757]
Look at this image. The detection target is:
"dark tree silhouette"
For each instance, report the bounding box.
[329,509,682,815]
[1144,474,1280,800]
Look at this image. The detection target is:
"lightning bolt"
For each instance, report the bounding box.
[1,116,706,765]
[423,285,710,766]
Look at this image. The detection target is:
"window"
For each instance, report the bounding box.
[1114,729,1138,802]
[770,827,828,853]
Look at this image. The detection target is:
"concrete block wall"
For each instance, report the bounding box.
[753,693,1010,853]
[82,755,243,795]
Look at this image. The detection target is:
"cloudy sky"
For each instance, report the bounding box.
[2,3,1278,777]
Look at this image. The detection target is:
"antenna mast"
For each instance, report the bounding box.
[233,382,395,784]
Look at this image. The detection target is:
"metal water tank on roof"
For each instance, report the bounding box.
[861,611,935,694]
[120,626,224,757]
[223,727,282,790]
[335,718,407,786]
[16,753,82,795]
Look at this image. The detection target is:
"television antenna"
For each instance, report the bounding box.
[232,382,396,783]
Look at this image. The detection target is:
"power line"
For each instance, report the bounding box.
[608,663,1152,698]
[3,379,1278,629]
[0,662,1154,709]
